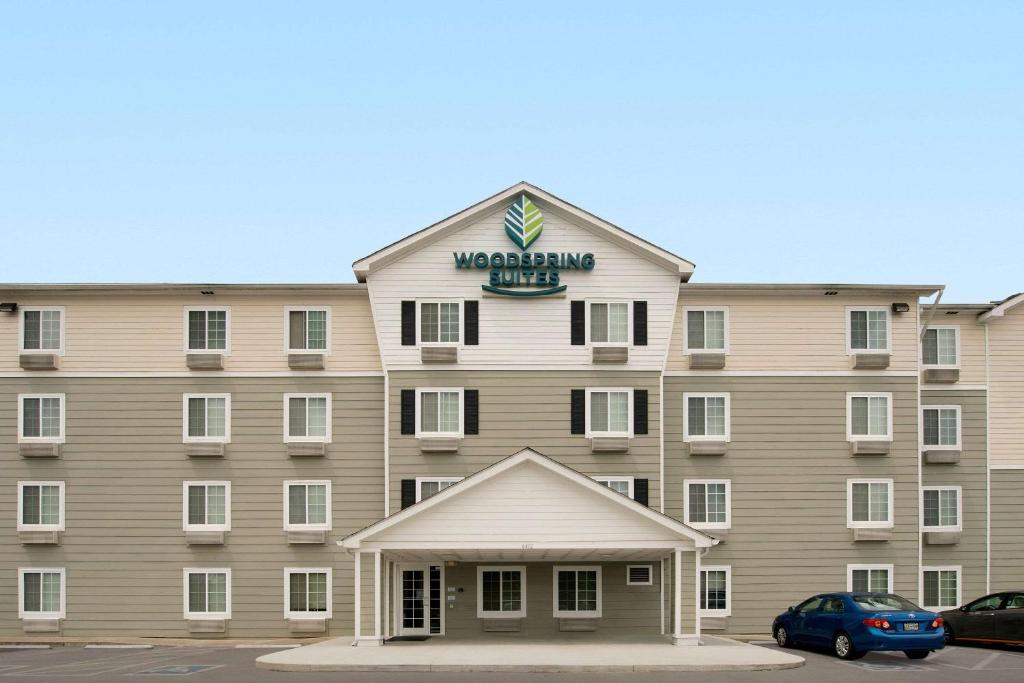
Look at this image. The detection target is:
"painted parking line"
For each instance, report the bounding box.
[0,648,217,678]
[130,664,224,676]
[84,645,153,650]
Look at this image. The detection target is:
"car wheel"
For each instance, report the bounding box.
[833,632,861,660]
[775,625,792,648]
[905,650,930,660]
[944,625,955,645]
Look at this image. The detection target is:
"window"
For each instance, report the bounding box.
[627,565,653,586]
[284,568,332,619]
[922,406,960,449]
[283,393,331,442]
[589,302,629,345]
[20,307,64,354]
[922,327,959,367]
[477,566,526,618]
[965,594,1005,612]
[416,388,463,437]
[594,477,634,497]
[795,596,823,613]
[18,568,65,620]
[847,393,892,441]
[684,393,730,441]
[586,388,631,437]
[415,477,462,502]
[184,569,231,620]
[922,567,960,610]
[284,481,331,531]
[848,307,889,352]
[419,301,460,344]
[185,307,229,352]
[685,307,728,352]
[286,307,329,352]
[700,566,731,616]
[847,564,893,593]
[922,486,961,531]
[685,480,731,529]
[17,482,65,531]
[553,566,602,618]
[847,479,894,529]
[18,394,65,443]
[183,394,230,443]
[183,482,230,532]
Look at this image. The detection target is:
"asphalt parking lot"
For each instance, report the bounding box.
[0,641,1022,681]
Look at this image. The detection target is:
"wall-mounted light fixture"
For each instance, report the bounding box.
[891,302,911,314]
[0,303,16,313]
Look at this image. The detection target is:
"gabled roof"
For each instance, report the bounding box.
[979,292,1024,323]
[351,182,695,281]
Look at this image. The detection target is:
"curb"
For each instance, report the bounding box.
[255,660,805,673]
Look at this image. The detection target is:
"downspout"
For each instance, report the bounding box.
[984,321,991,593]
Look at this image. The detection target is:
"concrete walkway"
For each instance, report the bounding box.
[256,634,805,672]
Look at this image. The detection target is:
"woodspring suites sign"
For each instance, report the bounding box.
[453,194,595,297]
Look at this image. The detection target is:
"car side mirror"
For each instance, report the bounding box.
[787,606,795,613]
[960,606,968,612]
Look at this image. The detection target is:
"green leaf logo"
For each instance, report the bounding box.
[504,194,543,251]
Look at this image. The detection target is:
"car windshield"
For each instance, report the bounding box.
[853,594,922,612]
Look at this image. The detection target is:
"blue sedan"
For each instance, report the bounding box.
[772,593,946,660]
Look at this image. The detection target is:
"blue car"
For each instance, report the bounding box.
[772,592,946,660]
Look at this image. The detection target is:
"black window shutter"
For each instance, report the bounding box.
[634,479,649,507]
[464,300,479,345]
[570,301,586,345]
[401,301,416,346]
[570,389,586,434]
[400,390,416,435]
[464,390,479,435]
[401,480,416,509]
[633,301,648,346]
[634,389,648,435]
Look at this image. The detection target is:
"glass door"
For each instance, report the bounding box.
[400,566,428,636]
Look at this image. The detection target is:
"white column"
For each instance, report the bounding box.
[383,560,391,639]
[659,558,665,635]
[373,551,382,640]
[353,551,362,641]
[673,548,682,641]
[694,549,702,640]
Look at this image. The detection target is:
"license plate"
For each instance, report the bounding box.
[903,622,920,631]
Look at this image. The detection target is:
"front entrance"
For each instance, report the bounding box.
[397,564,443,636]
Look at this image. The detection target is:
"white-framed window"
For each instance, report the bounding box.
[684,393,730,441]
[594,476,634,497]
[477,565,526,618]
[283,393,332,443]
[847,564,893,593]
[419,301,461,345]
[588,301,630,345]
[922,566,961,611]
[183,481,231,532]
[183,394,231,443]
[921,486,961,532]
[19,306,64,354]
[847,479,894,529]
[184,307,230,353]
[847,392,892,441]
[416,388,463,437]
[700,566,731,617]
[684,307,728,353]
[18,393,65,443]
[18,568,65,620]
[284,481,331,531]
[415,477,463,502]
[684,480,731,530]
[17,481,65,532]
[553,566,602,618]
[285,306,330,353]
[847,307,890,353]
[626,565,653,586]
[183,568,231,620]
[922,405,960,449]
[585,388,632,437]
[284,568,332,619]
[922,326,959,368]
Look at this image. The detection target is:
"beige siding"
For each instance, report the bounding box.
[991,470,1024,590]
[988,305,1024,468]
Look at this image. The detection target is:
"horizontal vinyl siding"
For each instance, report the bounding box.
[988,306,1024,468]
[991,470,1024,591]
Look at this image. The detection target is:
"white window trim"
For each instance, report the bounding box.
[414,387,464,438]
[283,305,332,354]
[847,564,894,593]
[476,565,527,619]
[182,481,232,532]
[584,300,632,347]
[921,325,960,369]
[414,477,464,503]
[846,392,894,442]
[283,567,333,620]
[416,299,463,347]
[921,485,963,532]
[17,393,66,444]
[682,392,731,442]
[183,568,232,620]
[282,393,333,443]
[182,393,232,444]
[921,405,962,450]
[683,306,730,354]
[847,478,895,529]
[699,565,732,617]
[183,306,231,355]
[18,567,66,620]
[593,476,635,498]
[552,565,603,619]
[283,480,332,532]
[683,479,732,530]
[18,306,66,356]
[16,481,66,532]
[626,564,653,586]
[846,306,892,354]
[584,387,634,438]
[921,565,962,611]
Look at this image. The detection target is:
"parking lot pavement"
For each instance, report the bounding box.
[0,642,1022,682]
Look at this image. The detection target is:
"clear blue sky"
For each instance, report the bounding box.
[2,2,1021,302]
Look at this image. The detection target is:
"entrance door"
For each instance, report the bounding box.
[399,566,428,636]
